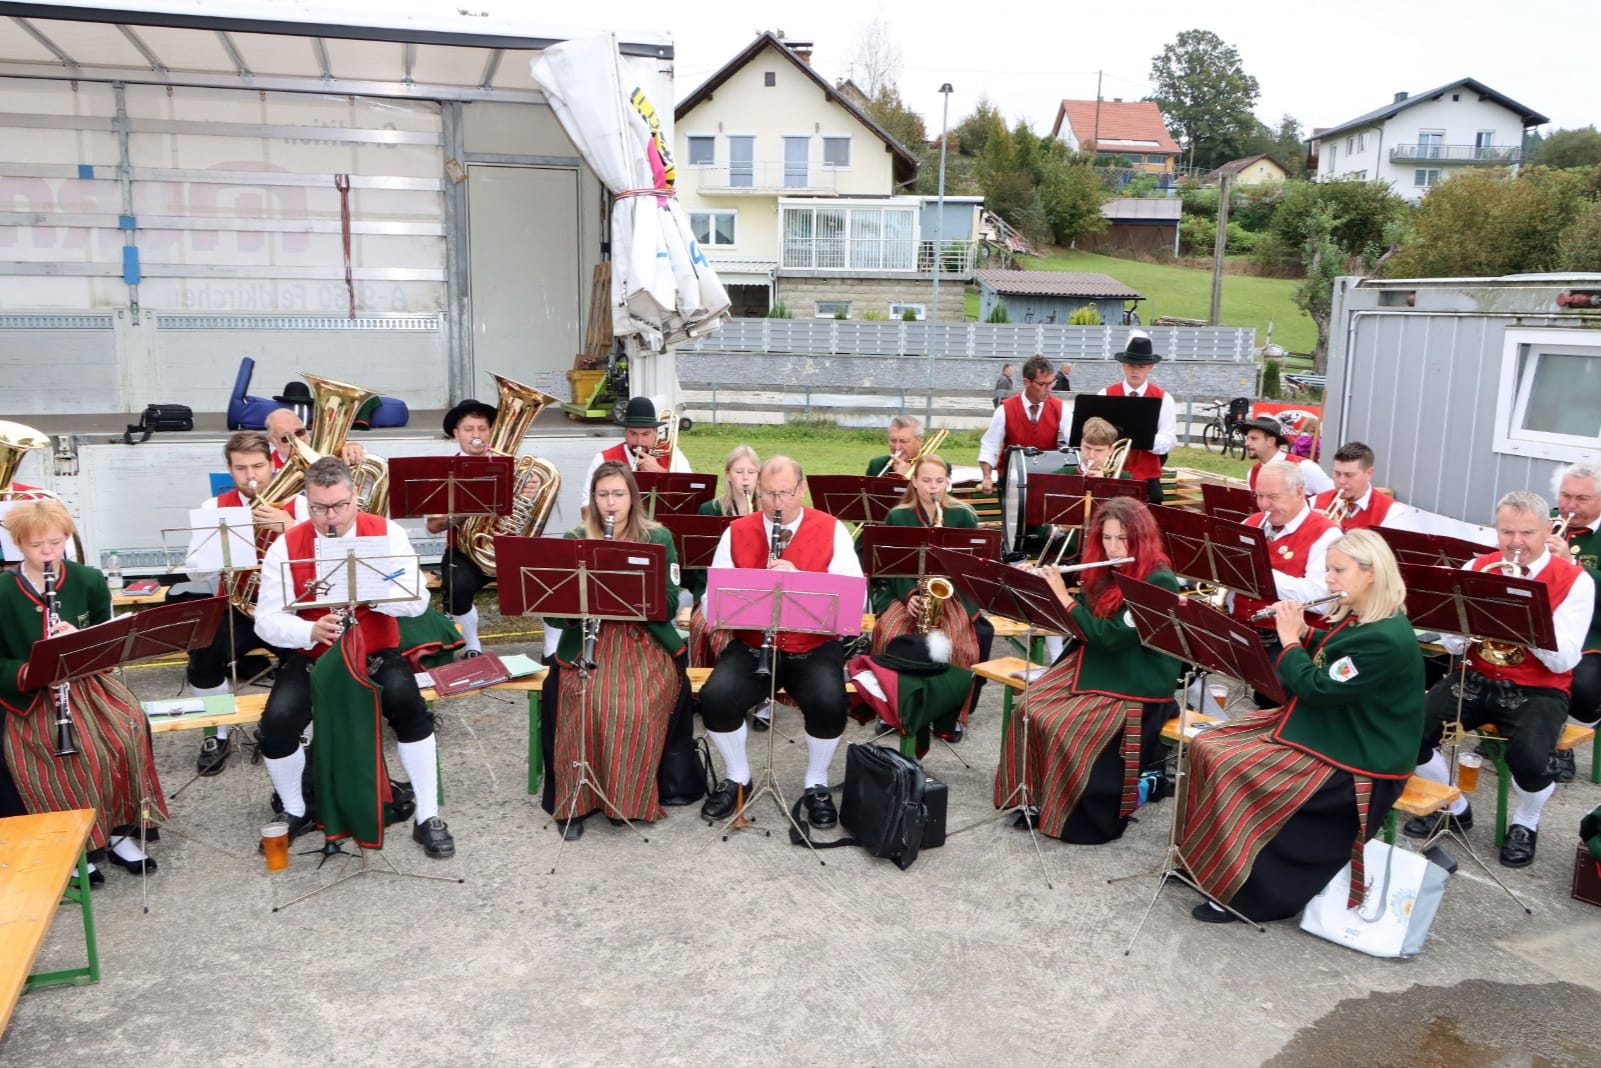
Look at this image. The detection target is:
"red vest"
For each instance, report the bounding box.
[601,442,631,466]
[1103,382,1165,480]
[283,513,399,661]
[1000,394,1063,458]
[1464,551,1583,693]
[1311,488,1394,531]
[727,509,840,653]
[1232,509,1338,625]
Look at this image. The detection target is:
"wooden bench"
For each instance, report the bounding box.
[1,809,100,1035]
[1471,722,1596,847]
[1159,710,1223,744]
[110,585,169,609]
[1380,776,1462,845]
[970,656,1049,735]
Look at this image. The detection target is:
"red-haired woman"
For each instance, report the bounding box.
[993,496,1182,843]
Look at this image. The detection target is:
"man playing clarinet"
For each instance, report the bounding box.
[699,456,864,828]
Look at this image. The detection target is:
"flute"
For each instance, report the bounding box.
[1034,556,1134,574]
[1248,593,1344,621]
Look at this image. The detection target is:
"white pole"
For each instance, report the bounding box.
[927,82,953,427]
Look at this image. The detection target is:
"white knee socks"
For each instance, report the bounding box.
[456,606,481,653]
[804,733,839,789]
[1044,635,1065,663]
[264,747,308,817]
[1511,782,1555,831]
[396,736,440,824]
[707,724,750,784]
[1415,751,1471,815]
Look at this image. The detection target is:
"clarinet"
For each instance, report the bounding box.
[752,509,788,677]
[43,563,78,757]
[580,512,614,670]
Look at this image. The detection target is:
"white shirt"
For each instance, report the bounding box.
[1438,550,1594,673]
[1230,503,1341,614]
[254,516,428,652]
[1097,381,1178,456]
[1252,449,1335,497]
[710,509,864,579]
[977,398,1067,468]
[580,444,692,507]
[180,488,307,598]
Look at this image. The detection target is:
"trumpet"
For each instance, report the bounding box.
[42,563,78,757]
[1248,593,1344,621]
[1323,495,1353,524]
[1553,511,1577,539]
[753,509,789,677]
[1475,549,1529,666]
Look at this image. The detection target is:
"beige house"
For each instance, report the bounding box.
[674,34,969,321]
[1203,153,1291,186]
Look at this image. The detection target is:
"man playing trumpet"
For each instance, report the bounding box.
[1546,462,1601,783]
[1311,442,1395,531]
[580,396,691,518]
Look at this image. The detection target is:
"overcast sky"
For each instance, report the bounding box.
[506,0,1597,140]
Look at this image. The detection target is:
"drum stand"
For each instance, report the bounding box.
[547,625,652,876]
[703,646,826,865]
[1109,667,1264,952]
[948,624,1052,889]
[272,839,463,912]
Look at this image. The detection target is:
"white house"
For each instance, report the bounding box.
[673,33,974,321]
[1307,78,1547,203]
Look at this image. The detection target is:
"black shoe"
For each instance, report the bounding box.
[933,722,964,744]
[462,649,483,659]
[750,701,771,732]
[281,810,318,844]
[84,864,105,887]
[105,845,158,876]
[1499,823,1537,868]
[802,787,838,828]
[388,781,417,826]
[1191,901,1237,924]
[1012,806,1041,831]
[558,815,587,840]
[196,734,231,776]
[701,778,751,821]
[871,718,896,738]
[412,816,455,858]
[1552,748,1577,784]
[1404,804,1472,839]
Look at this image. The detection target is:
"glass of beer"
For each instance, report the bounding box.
[1456,752,1482,793]
[1208,684,1228,713]
[261,822,290,871]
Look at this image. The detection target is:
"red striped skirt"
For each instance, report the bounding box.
[554,623,676,822]
[687,605,731,669]
[4,674,168,849]
[871,599,981,722]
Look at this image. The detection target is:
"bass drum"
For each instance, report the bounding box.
[1000,447,1077,559]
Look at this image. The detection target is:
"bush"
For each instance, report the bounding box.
[1179,214,1214,255]
[861,308,887,321]
[985,302,1010,323]
[901,307,919,321]
[768,301,793,319]
[1067,304,1101,325]
[1558,200,1601,271]
[1121,174,1158,198]
[1226,220,1258,254]
[1260,358,1282,399]
[1182,185,1220,218]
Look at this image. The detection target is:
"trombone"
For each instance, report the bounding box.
[875,428,949,477]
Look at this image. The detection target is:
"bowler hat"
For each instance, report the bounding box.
[1114,332,1163,365]
[443,399,497,437]
[622,395,658,429]
[1241,415,1289,444]
[871,633,953,676]
[273,381,314,405]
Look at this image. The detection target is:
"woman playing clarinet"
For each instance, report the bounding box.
[540,462,690,839]
[0,500,166,879]
[993,496,1181,843]
[685,445,760,642]
[1181,528,1424,923]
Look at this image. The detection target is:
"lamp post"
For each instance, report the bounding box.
[927,81,953,426]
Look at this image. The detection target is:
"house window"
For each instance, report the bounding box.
[1475,130,1499,160]
[1325,144,1337,175]
[814,300,851,318]
[728,136,755,187]
[764,72,776,87]
[1357,132,1367,152]
[1493,328,1601,460]
[781,203,918,270]
[783,136,810,188]
[1346,136,1354,155]
[689,210,736,247]
[1418,131,1444,159]
[686,136,715,166]
[823,136,851,168]
[1414,168,1441,188]
[889,302,926,320]
[1353,170,1367,180]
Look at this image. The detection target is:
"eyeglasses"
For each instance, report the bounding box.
[1029,376,1054,387]
[307,498,353,516]
[759,488,801,502]
[592,489,630,500]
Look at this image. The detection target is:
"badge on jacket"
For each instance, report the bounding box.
[1328,655,1359,682]
[670,562,680,586]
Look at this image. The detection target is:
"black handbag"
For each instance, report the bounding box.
[788,743,945,870]
[658,735,712,806]
[123,403,194,443]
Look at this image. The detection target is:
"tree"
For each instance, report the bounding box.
[865,83,926,153]
[976,121,1108,246]
[1558,201,1601,271]
[1384,167,1591,277]
[952,98,1007,158]
[1292,209,1343,375]
[846,16,901,98]
[1148,29,1261,171]
[1533,126,1601,169]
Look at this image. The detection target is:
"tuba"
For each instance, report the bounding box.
[231,374,386,616]
[1,421,85,562]
[457,373,562,576]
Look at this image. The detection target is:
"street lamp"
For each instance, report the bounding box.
[927,82,953,426]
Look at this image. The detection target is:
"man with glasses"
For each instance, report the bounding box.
[866,415,924,478]
[698,457,864,828]
[978,354,1066,496]
[253,456,455,858]
[265,406,367,471]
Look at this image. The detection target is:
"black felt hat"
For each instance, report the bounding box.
[622,395,658,429]
[1241,415,1289,445]
[273,381,314,405]
[443,399,497,437]
[871,634,953,676]
[1114,333,1163,365]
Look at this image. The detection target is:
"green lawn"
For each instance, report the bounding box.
[1025,249,1315,354]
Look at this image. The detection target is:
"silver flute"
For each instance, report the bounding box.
[1248,593,1344,621]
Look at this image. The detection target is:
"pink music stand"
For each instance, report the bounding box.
[858,526,1002,581]
[658,512,734,570]
[493,535,669,623]
[703,568,866,638]
[806,475,907,525]
[1379,528,1495,570]
[27,596,227,686]
[1201,483,1255,526]
[1148,505,1277,602]
[386,455,514,519]
[633,471,716,517]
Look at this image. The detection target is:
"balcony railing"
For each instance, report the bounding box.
[692,162,841,194]
[1389,144,1522,164]
[779,238,977,276]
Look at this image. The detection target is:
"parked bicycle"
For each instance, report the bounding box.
[1198,397,1251,460]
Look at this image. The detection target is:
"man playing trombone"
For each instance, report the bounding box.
[867,415,926,478]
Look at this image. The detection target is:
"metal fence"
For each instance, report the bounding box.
[679,318,1256,362]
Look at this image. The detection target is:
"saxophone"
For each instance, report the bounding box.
[42,563,78,757]
[915,501,954,635]
[458,373,562,576]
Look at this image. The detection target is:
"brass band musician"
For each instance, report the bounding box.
[1549,462,1601,783]
[867,415,924,478]
[1310,442,1395,530]
[580,396,690,517]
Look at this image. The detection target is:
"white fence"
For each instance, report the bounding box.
[680,319,1255,362]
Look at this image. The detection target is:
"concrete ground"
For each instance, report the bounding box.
[5,648,1601,1067]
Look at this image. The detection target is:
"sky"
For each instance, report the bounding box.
[405,0,1597,139]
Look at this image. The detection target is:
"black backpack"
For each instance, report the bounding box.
[789,743,946,870]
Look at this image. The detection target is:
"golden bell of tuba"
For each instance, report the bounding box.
[457,373,562,576]
[0,420,52,499]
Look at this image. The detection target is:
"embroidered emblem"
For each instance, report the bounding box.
[670,562,681,586]
[1328,655,1359,682]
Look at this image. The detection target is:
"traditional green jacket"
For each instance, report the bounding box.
[1064,567,1181,701]
[866,502,980,613]
[545,525,684,662]
[1273,612,1425,778]
[1562,519,1601,653]
[0,562,108,712]
[681,497,741,600]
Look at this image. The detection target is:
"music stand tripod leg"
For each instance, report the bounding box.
[273,840,464,912]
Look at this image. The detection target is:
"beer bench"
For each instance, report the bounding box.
[1159,710,1223,744]
[1,809,100,1035]
[1470,722,1596,847]
[109,585,168,610]
[970,656,1049,735]
[1381,776,1462,845]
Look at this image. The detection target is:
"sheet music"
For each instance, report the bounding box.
[293,535,421,608]
[1385,503,1496,544]
[183,506,258,572]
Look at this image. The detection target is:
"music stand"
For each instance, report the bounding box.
[387,455,515,628]
[1148,505,1277,602]
[1397,561,1554,913]
[1106,575,1282,945]
[1026,472,1146,566]
[658,513,734,571]
[633,471,716,518]
[806,475,907,529]
[494,534,667,874]
[1200,483,1255,526]
[1068,394,1160,451]
[858,526,1003,586]
[1378,527,1494,570]
[929,547,1086,888]
[700,567,867,859]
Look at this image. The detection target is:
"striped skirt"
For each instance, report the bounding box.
[686,605,730,669]
[872,599,981,722]
[4,674,168,850]
[993,651,1145,842]
[554,623,678,822]
[1177,710,1401,922]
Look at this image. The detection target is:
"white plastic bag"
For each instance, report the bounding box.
[1299,839,1450,958]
